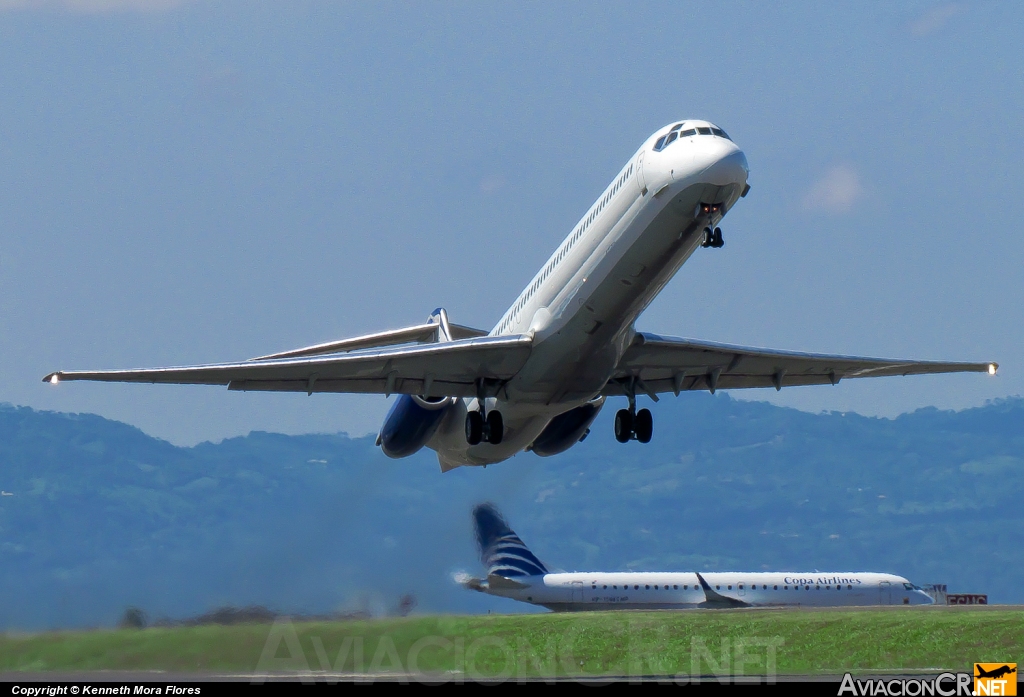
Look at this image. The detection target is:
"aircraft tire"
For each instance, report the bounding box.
[465,411,484,445]
[486,410,504,445]
[614,409,633,443]
[702,227,713,248]
[713,227,724,248]
[634,408,653,443]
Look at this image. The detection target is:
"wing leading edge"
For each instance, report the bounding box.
[44,334,532,399]
[604,332,997,397]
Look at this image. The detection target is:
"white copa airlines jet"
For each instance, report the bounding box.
[44,120,997,471]
[459,504,935,611]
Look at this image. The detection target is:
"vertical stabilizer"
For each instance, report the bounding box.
[473,503,548,578]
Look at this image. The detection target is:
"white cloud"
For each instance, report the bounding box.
[909,3,962,37]
[802,165,864,214]
[0,0,193,12]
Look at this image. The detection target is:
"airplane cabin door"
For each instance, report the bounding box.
[878,581,892,605]
[636,150,647,195]
[571,581,584,604]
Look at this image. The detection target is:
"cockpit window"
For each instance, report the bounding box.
[656,124,729,151]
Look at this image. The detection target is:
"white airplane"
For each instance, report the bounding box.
[44,120,996,471]
[459,504,935,610]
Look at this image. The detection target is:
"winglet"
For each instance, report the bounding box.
[43,372,60,385]
[695,572,748,609]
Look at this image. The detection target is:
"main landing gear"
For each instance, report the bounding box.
[613,384,653,444]
[465,379,503,446]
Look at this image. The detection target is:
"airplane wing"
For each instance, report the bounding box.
[604,332,997,397]
[43,334,532,398]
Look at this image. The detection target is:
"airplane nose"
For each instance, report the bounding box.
[695,140,748,188]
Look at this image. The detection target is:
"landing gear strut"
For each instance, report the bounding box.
[613,381,653,444]
[465,379,503,446]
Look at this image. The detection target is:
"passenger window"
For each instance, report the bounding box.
[738,584,743,590]
[674,585,678,590]
[728,585,732,590]
[774,585,778,590]
[784,586,788,590]
[697,127,712,135]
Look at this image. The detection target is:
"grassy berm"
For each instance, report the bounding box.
[2,608,1021,678]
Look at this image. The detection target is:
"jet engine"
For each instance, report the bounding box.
[378,394,455,458]
[529,397,605,457]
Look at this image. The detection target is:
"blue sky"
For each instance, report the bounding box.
[1,1,1020,445]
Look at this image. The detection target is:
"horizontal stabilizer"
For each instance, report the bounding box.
[486,574,530,590]
[250,322,488,361]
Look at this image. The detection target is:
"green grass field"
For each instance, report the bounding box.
[2,607,1021,679]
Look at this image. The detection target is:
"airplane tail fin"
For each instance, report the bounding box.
[427,308,454,343]
[473,503,548,579]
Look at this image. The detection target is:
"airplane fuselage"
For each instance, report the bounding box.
[429,121,749,468]
[484,571,935,611]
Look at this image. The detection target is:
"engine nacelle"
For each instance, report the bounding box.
[379,394,455,458]
[529,398,605,457]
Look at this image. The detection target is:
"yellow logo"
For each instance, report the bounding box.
[974,663,1017,696]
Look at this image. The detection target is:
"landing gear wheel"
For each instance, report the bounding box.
[634,408,653,443]
[712,227,724,248]
[701,227,713,248]
[486,410,504,445]
[465,410,484,445]
[614,409,634,443]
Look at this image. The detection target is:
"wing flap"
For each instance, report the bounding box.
[44,334,532,398]
[606,333,996,395]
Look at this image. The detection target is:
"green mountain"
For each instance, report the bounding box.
[0,394,1021,629]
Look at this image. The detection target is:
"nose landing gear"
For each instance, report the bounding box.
[465,379,504,446]
[698,203,725,248]
[701,226,724,248]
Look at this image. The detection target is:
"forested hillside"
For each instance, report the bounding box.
[1,395,1021,629]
